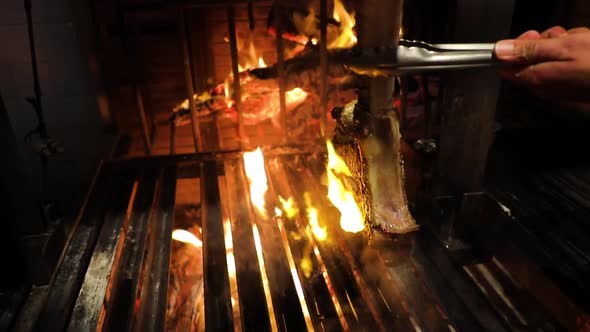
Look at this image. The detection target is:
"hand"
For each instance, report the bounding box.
[495,26,590,104]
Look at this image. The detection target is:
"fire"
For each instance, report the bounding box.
[329,0,357,49]
[278,195,299,219]
[307,206,327,241]
[243,147,269,217]
[326,141,365,233]
[171,229,202,248]
[286,88,308,105]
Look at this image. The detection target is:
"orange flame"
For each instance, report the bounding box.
[243,147,268,217]
[278,195,299,219]
[329,0,357,49]
[172,229,202,247]
[326,141,365,233]
[307,206,327,241]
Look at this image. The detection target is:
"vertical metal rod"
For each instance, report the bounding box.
[227,6,244,144]
[24,0,48,139]
[319,0,329,138]
[135,86,152,155]
[129,25,153,156]
[169,120,176,155]
[180,11,203,152]
[248,0,255,31]
[274,5,288,142]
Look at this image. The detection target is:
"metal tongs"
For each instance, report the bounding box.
[347,39,499,75]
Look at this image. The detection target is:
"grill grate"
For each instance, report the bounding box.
[15,151,573,332]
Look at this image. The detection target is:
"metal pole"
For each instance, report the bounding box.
[274,4,288,143]
[319,0,328,138]
[170,120,176,155]
[180,11,203,152]
[24,0,48,139]
[227,5,245,143]
[135,84,152,154]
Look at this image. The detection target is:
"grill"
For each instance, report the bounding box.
[11,148,578,331]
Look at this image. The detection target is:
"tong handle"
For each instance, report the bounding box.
[389,39,499,73]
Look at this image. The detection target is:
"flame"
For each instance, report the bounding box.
[278,196,299,219]
[307,206,327,241]
[258,57,267,68]
[329,0,357,49]
[326,141,365,233]
[172,229,202,247]
[243,147,269,217]
[300,256,313,278]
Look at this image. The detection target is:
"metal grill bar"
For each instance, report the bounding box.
[134,167,176,331]
[223,158,272,330]
[201,160,234,332]
[239,163,308,331]
[68,178,139,331]
[20,152,579,332]
[227,5,244,142]
[100,171,158,331]
[179,11,203,153]
[265,157,345,331]
[34,168,135,331]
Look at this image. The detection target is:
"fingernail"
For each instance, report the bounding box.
[495,40,515,60]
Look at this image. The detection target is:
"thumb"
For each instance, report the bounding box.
[495,38,566,63]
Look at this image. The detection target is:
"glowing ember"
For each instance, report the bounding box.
[326,140,365,233]
[278,195,299,219]
[286,88,308,106]
[243,147,269,217]
[307,206,327,241]
[329,0,357,49]
[171,229,202,248]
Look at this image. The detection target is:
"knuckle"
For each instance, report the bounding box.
[516,42,538,61]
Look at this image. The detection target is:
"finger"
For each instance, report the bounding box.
[511,61,570,86]
[567,27,590,35]
[499,66,527,80]
[540,26,567,38]
[494,37,568,63]
[517,30,541,40]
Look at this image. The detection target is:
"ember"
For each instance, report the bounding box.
[171,229,202,248]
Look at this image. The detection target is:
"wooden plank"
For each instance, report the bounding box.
[134,167,177,331]
[33,167,135,331]
[201,160,234,332]
[99,170,158,331]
